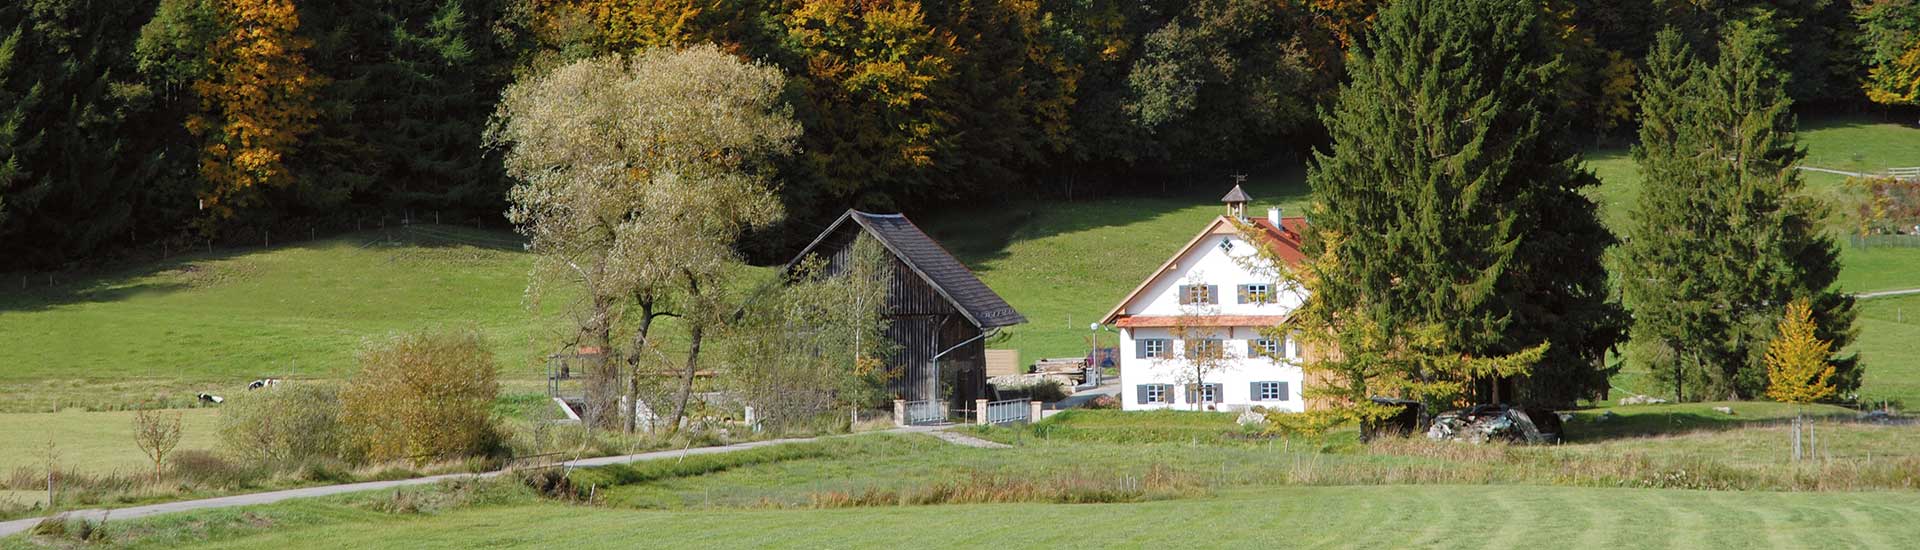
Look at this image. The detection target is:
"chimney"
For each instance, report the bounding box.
[1268,206,1281,224]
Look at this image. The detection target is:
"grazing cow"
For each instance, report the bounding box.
[197,393,224,404]
[247,378,280,390]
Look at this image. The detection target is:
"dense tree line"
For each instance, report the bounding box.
[1,0,1914,270]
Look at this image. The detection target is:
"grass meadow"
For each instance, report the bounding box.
[17,408,1920,549]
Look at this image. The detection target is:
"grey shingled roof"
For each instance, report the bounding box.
[790,210,1027,328]
[1220,184,1251,203]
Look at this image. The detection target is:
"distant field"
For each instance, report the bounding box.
[155,485,1920,549]
[0,225,566,407]
[0,409,221,475]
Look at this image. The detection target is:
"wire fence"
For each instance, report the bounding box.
[1850,234,1920,249]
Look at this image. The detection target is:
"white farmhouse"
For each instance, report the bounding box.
[1100,185,1313,412]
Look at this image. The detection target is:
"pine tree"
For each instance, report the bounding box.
[1288,0,1615,421]
[1621,25,1857,401]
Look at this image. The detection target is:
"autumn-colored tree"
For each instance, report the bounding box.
[1764,298,1837,461]
[1856,0,1920,106]
[187,0,320,220]
[1765,299,1838,405]
[783,0,953,202]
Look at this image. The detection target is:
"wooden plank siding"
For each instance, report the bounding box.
[807,220,990,408]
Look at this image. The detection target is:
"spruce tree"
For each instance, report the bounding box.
[1621,25,1857,401]
[1291,0,1617,416]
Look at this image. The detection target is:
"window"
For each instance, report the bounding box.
[1250,338,1280,358]
[1255,381,1289,401]
[1140,384,1169,404]
[1138,339,1170,359]
[1185,383,1223,404]
[1240,283,1272,304]
[1185,339,1223,359]
[1179,284,1217,305]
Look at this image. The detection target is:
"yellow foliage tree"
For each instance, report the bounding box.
[1865,43,1920,106]
[187,0,320,219]
[1764,298,1837,405]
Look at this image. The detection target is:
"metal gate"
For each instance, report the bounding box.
[984,399,1031,425]
[904,399,947,425]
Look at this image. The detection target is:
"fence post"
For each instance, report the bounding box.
[1030,400,1042,423]
[976,398,989,425]
[893,399,906,427]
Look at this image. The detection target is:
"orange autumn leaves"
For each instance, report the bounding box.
[186,0,319,219]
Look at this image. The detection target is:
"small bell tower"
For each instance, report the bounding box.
[1220,175,1251,221]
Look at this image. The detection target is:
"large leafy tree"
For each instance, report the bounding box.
[1125,0,1327,175]
[188,0,321,222]
[1620,26,1857,401]
[488,44,800,433]
[1282,0,1616,421]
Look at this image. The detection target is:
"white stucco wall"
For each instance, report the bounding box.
[1113,222,1307,412]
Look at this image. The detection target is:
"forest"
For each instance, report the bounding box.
[1,0,1917,270]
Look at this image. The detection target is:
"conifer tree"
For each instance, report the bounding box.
[1621,25,1857,401]
[1284,0,1618,421]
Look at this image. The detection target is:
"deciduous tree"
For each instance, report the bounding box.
[1857,0,1920,106]
[489,44,799,433]
[188,0,321,221]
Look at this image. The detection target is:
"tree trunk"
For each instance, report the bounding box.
[667,324,703,435]
[665,274,705,435]
[624,298,657,434]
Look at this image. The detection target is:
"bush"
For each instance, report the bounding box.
[168,449,259,489]
[341,329,503,465]
[218,383,343,467]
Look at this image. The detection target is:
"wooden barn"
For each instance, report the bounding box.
[786,210,1026,421]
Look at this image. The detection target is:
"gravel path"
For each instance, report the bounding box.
[1855,287,1920,300]
[0,425,957,537]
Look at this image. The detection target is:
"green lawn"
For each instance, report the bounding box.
[113,486,1920,549]
[0,409,221,475]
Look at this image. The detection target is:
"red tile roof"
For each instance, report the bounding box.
[1248,216,1309,265]
[1114,315,1291,328]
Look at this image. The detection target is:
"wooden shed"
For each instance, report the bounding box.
[786,210,1027,419]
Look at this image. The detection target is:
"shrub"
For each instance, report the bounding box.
[218,382,343,467]
[168,449,259,489]
[341,329,502,465]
